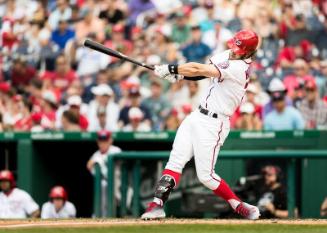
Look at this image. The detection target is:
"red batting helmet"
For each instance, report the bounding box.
[0,170,15,184]
[49,186,68,200]
[227,30,259,56]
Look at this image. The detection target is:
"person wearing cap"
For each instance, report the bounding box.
[142,80,171,130]
[87,130,122,217]
[298,80,327,129]
[88,84,119,132]
[256,165,288,219]
[235,102,262,130]
[65,95,89,131]
[181,25,212,63]
[123,107,151,132]
[118,87,151,129]
[39,90,58,130]
[0,170,40,218]
[41,186,76,219]
[263,78,293,117]
[264,86,304,130]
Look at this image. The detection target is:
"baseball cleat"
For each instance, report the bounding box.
[235,202,260,220]
[141,202,166,220]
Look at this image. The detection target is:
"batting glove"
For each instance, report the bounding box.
[154,65,184,83]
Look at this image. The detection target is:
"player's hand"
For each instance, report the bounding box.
[265,202,276,214]
[154,65,184,83]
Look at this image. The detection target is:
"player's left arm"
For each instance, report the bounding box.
[177,62,220,78]
[154,63,220,82]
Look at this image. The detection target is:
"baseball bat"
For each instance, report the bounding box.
[83,39,155,70]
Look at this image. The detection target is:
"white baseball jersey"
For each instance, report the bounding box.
[41,201,76,219]
[0,188,39,218]
[89,145,122,179]
[200,49,251,116]
[165,49,252,191]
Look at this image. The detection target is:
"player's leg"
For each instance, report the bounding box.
[192,116,260,219]
[141,114,194,219]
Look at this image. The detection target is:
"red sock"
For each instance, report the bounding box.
[213,179,240,203]
[162,169,181,187]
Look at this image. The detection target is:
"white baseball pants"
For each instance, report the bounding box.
[165,110,230,190]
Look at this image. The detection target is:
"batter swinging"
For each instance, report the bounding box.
[141,30,260,220]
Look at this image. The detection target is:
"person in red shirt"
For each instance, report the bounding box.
[12,95,32,131]
[283,59,315,102]
[104,24,133,63]
[11,57,37,90]
[67,95,89,131]
[41,55,77,93]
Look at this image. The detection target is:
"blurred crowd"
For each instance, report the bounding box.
[0,0,327,132]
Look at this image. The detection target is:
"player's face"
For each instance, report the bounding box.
[52,198,65,210]
[97,140,112,153]
[264,172,277,186]
[0,180,11,192]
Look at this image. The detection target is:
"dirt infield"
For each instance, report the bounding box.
[0,219,327,229]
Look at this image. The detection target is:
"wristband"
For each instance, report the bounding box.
[168,64,178,74]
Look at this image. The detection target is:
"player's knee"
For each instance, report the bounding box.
[197,173,220,190]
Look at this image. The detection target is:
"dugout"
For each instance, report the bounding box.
[1,130,327,218]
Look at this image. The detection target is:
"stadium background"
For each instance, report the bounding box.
[0,0,327,222]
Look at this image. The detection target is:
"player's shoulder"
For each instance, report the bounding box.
[65,201,76,210]
[11,188,31,198]
[110,145,122,154]
[41,201,52,209]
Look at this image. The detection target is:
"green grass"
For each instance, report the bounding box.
[1,224,327,233]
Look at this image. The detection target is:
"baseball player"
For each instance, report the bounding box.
[141,30,260,220]
[41,186,76,219]
[0,170,40,218]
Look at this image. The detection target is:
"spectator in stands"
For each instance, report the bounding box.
[143,80,171,130]
[75,8,105,44]
[30,112,44,132]
[61,110,80,131]
[321,197,327,217]
[317,60,327,98]
[87,130,122,217]
[51,20,75,50]
[235,102,262,130]
[0,170,40,218]
[48,0,72,30]
[187,81,201,110]
[171,12,190,45]
[263,78,292,117]
[202,19,233,53]
[104,25,133,63]
[41,186,76,219]
[164,108,180,131]
[283,59,315,102]
[42,55,77,93]
[298,80,327,129]
[181,25,211,63]
[257,165,288,219]
[264,90,304,130]
[88,84,119,132]
[0,113,3,132]
[66,95,89,131]
[10,57,36,91]
[123,107,151,132]
[75,33,110,77]
[40,91,58,130]
[98,0,126,25]
[118,87,151,129]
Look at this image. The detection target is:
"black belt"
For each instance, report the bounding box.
[198,106,218,118]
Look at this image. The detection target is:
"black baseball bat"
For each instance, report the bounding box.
[83,39,202,81]
[83,39,155,70]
